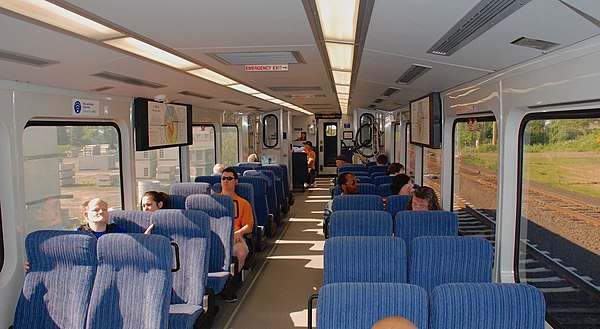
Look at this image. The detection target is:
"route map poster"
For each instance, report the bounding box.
[147,101,188,148]
[410,96,430,145]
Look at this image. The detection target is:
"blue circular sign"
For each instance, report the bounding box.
[74,101,82,114]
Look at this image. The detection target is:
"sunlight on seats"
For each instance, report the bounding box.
[268,255,324,269]
[275,239,325,251]
[289,308,317,328]
[311,210,325,214]
[289,217,323,223]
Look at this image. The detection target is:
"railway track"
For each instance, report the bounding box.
[455,205,600,329]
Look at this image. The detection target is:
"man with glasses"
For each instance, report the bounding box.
[323,173,359,238]
[219,168,254,279]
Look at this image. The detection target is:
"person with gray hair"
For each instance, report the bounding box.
[247,153,259,162]
[212,163,225,175]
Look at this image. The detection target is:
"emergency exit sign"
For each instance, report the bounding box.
[245,64,289,72]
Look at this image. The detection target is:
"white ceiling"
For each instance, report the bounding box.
[1,0,599,116]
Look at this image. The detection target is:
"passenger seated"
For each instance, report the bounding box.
[335,154,350,167]
[247,153,259,162]
[213,163,225,175]
[390,174,414,196]
[141,191,169,212]
[323,173,359,234]
[406,186,441,211]
[376,154,389,166]
[386,163,405,176]
[371,316,417,329]
[219,167,254,273]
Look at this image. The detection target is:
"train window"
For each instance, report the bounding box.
[406,124,416,176]
[359,113,374,147]
[519,115,600,327]
[222,125,239,167]
[135,145,181,205]
[263,114,278,148]
[189,125,216,177]
[393,123,401,163]
[0,202,3,272]
[23,123,123,232]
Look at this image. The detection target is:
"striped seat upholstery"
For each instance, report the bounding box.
[377,183,392,197]
[367,165,387,175]
[109,210,152,233]
[317,283,428,329]
[332,194,384,211]
[386,195,410,217]
[393,210,458,242]
[430,283,546,329]
[14,230,97,329]
[408,236,493,294]
[151,209,211,328]
[373,175,393,186]
[194,175,221,186]
[333,183,378,196]
[240,174,273,236]
[324,236,406,284]
[86,234,173,329]
[185,194,234,294]
[329,210,393,237]
[337,164,367,173]
[169,182,211,208]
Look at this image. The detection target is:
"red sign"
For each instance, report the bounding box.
[245,64,289,72]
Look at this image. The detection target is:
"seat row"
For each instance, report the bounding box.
[313,282,546,329]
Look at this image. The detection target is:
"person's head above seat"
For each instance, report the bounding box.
[220,167,239,195]
[337,172,359,195]
[247,153,259,162]
[386,163,405,176]
[84,198,109,230]
[335,154,349,167]
[390,174,414,196]
[141,191,169,212]
[376,154,389,166]
[407,186,441,211]
[213,163,225,175]
[371,316,417,329]
[303,140,313,151]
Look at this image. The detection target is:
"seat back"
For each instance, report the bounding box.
[14,230,97,329]
[373,175,393,186]
[394,210,458,242]
[409,236,493,294]
[151,209,211,306]
[386,195,410,217]
[329,210,393,237]
[430,283,546,329]
[185,194,234,274]
[333,183,378,196]
[169,182,211,208]
[257,166,287,213]
[237,162,261,168]
[86,234,173,329]
[239,174,272,236]
[377,183,392,197]
[368,165,388,175]
[317,283,428,329]
[324,236,406,284]
[332,194,384,211]
[109,210,152,233]
[337,164,367,173]
[243,170,278,223]
[194,175,221,186]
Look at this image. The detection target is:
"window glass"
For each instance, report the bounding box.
[406,124,416,176]
[189,125,216,178]
[23,124,122,232]
[394,123,402,163]
[359,113,373,147]
[222,125,239,167]
[520,116,600,327]
[453,119,498,220]
[263,114,278,148]
[325,124,337,137]
[135,145,181,206]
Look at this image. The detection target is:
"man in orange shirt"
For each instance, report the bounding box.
[303,141,316,186]
[220,167,254,273]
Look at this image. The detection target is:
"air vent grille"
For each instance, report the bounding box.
[381,87,400,97]
[427,0,531,56]
[268,86,322,92]
[396,65,431,85]
[90,86,114,92]
[247,106,261,110]
[511,37,559,51]
[373,98,384,104]
[178,90,214,99]
[0,49,59,67]
[221,100,243,106]
[91,72,166,88]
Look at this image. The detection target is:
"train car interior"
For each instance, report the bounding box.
[1,0,600,328]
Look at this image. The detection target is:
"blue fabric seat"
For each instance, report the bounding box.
[368,165,388,175]
[329,210,393,237]
[430,283,546,329]
[386,195,410,217]
[332,194,384,211]
[241,172,275,236]
[324,236,406,284]
[237,162,261,168]
[333,183,378,196]
[393,210,458,242]
[316,283,428,329]
[355,176,373,185]
[409,236,493,295]
[150,209,212,329]
[169,182,211,208]
[373,175,393,186]
[109,210,152,233]
[185,194,234,295]
[14,230,97,329]
[337,164,367,173]
[194,175,221,186]
[260,165,290,214]
[86,233,173,329]
[377,183,392,197]
[370,171,387,179]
